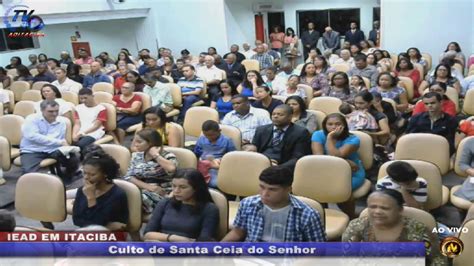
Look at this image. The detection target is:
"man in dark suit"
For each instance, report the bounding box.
[218,53,246,88]
[301,22,320,60]
[223,44,246,64]
[251,104,311,171]
[322,26,340,53]
[368,21,380,47]
[344,22,365,45]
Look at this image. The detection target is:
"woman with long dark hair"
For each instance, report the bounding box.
[131,106,180,148]
[312,113,365,217]
[323,72,357,104]
[125,128,178,213]
[285,95,318,133]
[144,168,219,242]
[211,80,238,119]
[236,70,265,98]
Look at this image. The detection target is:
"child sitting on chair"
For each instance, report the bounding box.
[194,120,236,188]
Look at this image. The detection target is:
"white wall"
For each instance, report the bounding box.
[151,0,229,56]
[224,0,379,48]
[382,0,473,66]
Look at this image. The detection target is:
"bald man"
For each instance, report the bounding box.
[322,26,340,53]
[83,61,112,89]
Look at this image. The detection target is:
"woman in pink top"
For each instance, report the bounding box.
[283,27,299,68]
[269,26,285,52]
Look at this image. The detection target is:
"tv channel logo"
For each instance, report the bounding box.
[3,5,46,37]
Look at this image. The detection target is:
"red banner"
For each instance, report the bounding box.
[0,232,127,242]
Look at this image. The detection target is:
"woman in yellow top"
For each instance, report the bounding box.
[131,106,181,151]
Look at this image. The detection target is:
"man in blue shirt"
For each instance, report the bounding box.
[194,120,236,188]
[20,100,79,178]
[222,165,326,242]
[82,61,111,89]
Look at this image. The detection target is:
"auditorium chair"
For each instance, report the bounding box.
[331,64,350,73]
[166,83,183,118]
[93,91,114,104]
[93,103,116,145]
[293,155,352,240]
[209,188,229,240]
[10,81,31,102]
[100,144,131,176]
[359,206,437,231]
[80,64,91,75]
[395,133,451,175]
[21,90,42,101]
[241,59,260,72]
[297,84,314,105]
[164,147,197,169]
[125,92,151,133]
[15,173,67,230]
[390,54,398,71]
[350,131,374,200]
[362,77,371,89]
[217,151,271,228]
[62,91,79,105]
[295,63,304,72]
[0,136,11,175]
[220,124,242,150]
[454,219,474,266]
[0,114,24,159]
[294,196,325,227]
[398,76,414,102]
[450,136,474,210]
[421,53,432,71]
[463,89,474,116]
[453,63,463,76]
[92,82,114,95]
[127,63,137,71]
[113,179,142,241]
[183,106,219,146]
[13,101,36,118]
[162,75,174,83]
[131,122,185,148]
[29,68,38,77]
[446,87,460,113]
[382,98,397,111]
[0,102,2,117]
[378,160,447,210]
[31,81,50,91]
[306,110,325,132]
[4,89,14,113]
[308,96,342,115]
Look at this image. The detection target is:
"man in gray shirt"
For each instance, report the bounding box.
[347,54,379,87]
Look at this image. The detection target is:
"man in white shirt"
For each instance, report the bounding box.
[196,55,224,101]
[72,88,107,150]
[242,43,256,59]
[333,49,355,68]
[52,68,82,94]
[221,95,271,143]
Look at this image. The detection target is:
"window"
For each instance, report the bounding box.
[297,8,360,36]
[0,27,38,52]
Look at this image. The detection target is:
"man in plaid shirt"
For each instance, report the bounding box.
[222,166,326,242]
[251,44,274,70]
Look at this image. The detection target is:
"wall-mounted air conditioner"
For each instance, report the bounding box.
[252,3,283,13]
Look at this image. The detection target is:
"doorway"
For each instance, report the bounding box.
[267,12,285,37]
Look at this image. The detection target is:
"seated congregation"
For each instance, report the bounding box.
[1,31,474,266]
